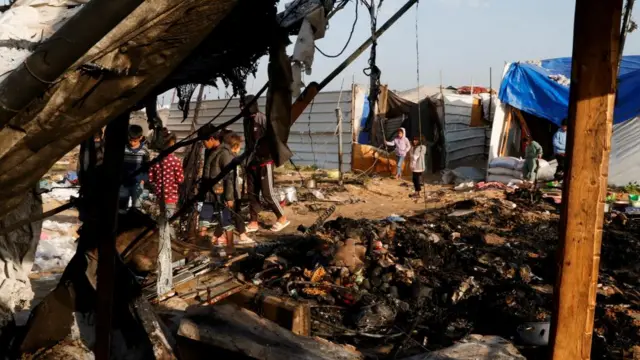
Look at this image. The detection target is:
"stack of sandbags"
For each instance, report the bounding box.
[487,157,524,184]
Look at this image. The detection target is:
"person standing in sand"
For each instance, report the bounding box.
[386,127,411,180]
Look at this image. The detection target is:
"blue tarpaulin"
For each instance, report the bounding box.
[498,55,640,125]
[357,95,370,144]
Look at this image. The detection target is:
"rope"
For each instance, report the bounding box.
[414,0,426,209]
[307,98,317,165]
[315,0,358,58]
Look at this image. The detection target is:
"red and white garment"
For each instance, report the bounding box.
[149,154,184,204]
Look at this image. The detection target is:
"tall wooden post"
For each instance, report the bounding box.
[550,1,622,359]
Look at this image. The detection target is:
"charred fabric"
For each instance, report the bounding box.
[230,197,640,359]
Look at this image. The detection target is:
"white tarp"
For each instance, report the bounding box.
[0,0,87,82]
[609,116,640,186]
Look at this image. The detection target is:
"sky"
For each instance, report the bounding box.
[183,0,640,103]
[2,0,629,104]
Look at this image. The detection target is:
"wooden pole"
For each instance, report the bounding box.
[550,1,622,359]
[95,113,129,360]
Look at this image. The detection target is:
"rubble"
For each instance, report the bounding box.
[220,196,640,358]
[402,335,526,360]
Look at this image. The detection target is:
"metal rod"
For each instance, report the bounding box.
[0,0,145,128]
[619,0,636,63]
[95,112,129,360]
[488,67,493,121]
[336,107,344,185]
[0,199,74,236]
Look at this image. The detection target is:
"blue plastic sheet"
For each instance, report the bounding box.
[357,95,371,144]
[499,55,640,125]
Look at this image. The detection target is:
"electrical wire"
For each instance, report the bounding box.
[315,0,358,58]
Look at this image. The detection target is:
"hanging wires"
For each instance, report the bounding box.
[414,0,427,208]
[315,0,359,58]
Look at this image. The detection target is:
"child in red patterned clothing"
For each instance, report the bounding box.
[149,132,185,217]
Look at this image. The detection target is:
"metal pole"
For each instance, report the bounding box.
[619,0,636,62]
[366,0,379,132]
[488,67,493,121]
[335,107,344,185]
[95,112,129,360]
[0,0,145,128]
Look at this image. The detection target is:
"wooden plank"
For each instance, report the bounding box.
[178,304,362,360]
[223,285,311,336]
[498,107,513,157]
[549,1,622,359]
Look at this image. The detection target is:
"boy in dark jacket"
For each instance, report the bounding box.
[119,125,150,212]
[199,126,223,242]
[209,132,254,249]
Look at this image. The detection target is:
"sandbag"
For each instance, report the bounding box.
[489,157,522,170]
[488,167,522,179]
[486,174,523,185]
[536,159,557,181]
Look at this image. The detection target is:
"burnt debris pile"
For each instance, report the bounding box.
[236,198,640,358]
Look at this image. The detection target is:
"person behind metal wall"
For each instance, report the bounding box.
[522,136,543,182]
[553,119,567,179]
[240,95,290,233]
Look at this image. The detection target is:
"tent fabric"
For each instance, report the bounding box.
[498,55,640,125]
[609,117,640,186]
[357,95,370,144]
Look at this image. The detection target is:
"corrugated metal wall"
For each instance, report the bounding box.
[443,94,491,167]
[167,90,353,171]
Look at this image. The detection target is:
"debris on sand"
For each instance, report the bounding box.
[225,196,640,358]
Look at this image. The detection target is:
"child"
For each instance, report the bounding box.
[120,125,150,212]
[385,127,411,180]
[210,132,255,251]
[148,132,184,218]
[522,137,543,182]
[199,127,223,242]
[409,136,426,197]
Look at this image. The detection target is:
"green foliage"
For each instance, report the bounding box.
[624,181,640,195]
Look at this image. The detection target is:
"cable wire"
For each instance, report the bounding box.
[315,0,358,58]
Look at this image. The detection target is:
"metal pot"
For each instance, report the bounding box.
[305,178,316,189]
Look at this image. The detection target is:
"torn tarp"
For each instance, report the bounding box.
[264,37,294,167]
[498,56,640,125]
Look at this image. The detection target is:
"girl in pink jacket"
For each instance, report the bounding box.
[386,127,412,180]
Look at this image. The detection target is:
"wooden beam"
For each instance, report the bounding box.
[223,285,311,336]
[0,0,239,219]
[550,1,622,359]
[0,0,145,128]
[178,304,362,360]
[95,113,129,360]
[498,107,512,157]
